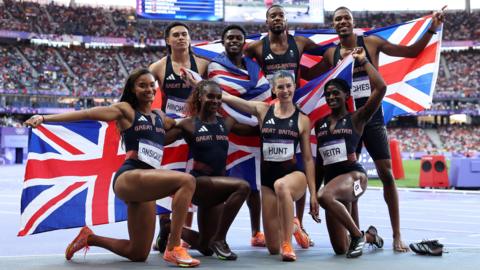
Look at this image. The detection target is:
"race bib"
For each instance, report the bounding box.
[353,180,363,197]
[319,139,348,165]
[138,139,164,169]
[165,97,186,117]
[263,139,295,162]
[351,76,371,99]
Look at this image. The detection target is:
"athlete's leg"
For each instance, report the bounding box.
[247,190,262,236]
[192,176,250,242]
[295,194,306,225]
[324,208,349,255]
[261,186,280,254]
[88,201,156,261]
[274,171,307,245]
[374,158,408,251]
[114,169,196,250]
[317,171,367,238]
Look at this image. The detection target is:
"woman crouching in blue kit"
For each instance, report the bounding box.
[25,68,200,267]
[160,80,251,261]
[315,48,385,258]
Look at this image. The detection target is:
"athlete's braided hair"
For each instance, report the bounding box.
[185,80,221,117]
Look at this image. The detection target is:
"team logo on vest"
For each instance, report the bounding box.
[166,74,176,81]
[265,118,275,125]
[138,115,148,122]
[219,124,224,132]
[198,125,208,132]
[288,119,294,128]
[265,54,274,60]
[319,122,327,129]
[289,50,294,57]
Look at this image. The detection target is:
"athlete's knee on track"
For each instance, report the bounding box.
[127,246,150,262]
[333,244,347,255]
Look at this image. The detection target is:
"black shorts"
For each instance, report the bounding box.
[261,161,298,191]
[356,123,391,160]
[323,162,367,186]
[113,159,152,191]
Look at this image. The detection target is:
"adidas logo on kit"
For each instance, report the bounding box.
[265,118,275,125]
[320,122,327,129]
[265,54,274,60]
[198,125,209,132]
[166,74,176,81]
[138,115,148,122]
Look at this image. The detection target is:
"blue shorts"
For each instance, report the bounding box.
[113,159,152,191]
[356,123,391,160]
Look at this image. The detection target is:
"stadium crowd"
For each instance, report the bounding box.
[2,1,480,41]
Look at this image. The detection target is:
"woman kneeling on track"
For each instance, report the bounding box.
[160,80,250,261]
[314,48,385,258]
[222,70,319,262]
[24,68,200,267]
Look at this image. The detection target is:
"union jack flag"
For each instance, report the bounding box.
[19,121,178,236]
[193,15,442,123]
[20,121,126,235]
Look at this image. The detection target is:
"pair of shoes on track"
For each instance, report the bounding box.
[410,240,443,256]
[366,225,384,249]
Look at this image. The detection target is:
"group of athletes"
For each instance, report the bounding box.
[25,5,445,268]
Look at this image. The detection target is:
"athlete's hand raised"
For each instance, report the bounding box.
[24,115,44,128]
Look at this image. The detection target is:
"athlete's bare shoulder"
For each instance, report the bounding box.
[149,56,167,83]
[245,39,263,59]
[193,55,210,76]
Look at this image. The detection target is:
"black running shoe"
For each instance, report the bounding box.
[366,225,384,248]
[410,240,443,256]
[209,240,238,260]
[346,232,366,258]
[154,218,170,253]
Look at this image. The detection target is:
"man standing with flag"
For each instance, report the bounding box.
[208,24,270,247]
[149,22,209,252]
[245,4,320,247]
[313,6,445,252]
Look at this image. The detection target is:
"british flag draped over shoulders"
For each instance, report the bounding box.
[20,15,442,235]
[194,14,442,123]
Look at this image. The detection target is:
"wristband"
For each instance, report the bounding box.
[427,29,437,35]
[41,115,45,122]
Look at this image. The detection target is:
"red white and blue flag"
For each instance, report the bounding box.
[193,15,442,123]
[19,121,176,235]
